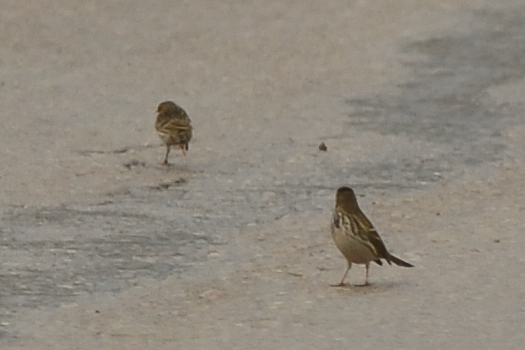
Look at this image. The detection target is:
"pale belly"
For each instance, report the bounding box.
[157,131,184,146]
[331,225,377,265]
[157,131,171,145]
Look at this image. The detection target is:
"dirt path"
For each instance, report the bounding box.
[1,0,525,349]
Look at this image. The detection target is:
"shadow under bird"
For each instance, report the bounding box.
[155,101,193,165]
[331,187,413,287]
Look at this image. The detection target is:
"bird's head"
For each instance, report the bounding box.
[335,187,360,212]
[157,101,177,114]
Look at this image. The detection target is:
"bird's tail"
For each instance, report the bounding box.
[389,254,413,267]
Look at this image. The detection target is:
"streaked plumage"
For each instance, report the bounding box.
[331,187,413,286]
[155,101,193,165]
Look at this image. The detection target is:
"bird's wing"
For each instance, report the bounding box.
[340,208,392,263]
[157,115,192,134]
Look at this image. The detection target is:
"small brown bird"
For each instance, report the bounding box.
[331,187,413,286]
[155,101,193,165]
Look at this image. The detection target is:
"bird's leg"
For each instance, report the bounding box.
[331,262,351,287]
[162,146,171,165]
[358,263,371,287]
[179,144,187,156]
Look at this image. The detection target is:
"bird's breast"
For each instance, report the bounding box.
[331,217,377,264]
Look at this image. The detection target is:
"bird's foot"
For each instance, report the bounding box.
[356,282,371,287]
[330,282,350,287]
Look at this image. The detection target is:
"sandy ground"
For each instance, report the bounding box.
[1,0,525,349]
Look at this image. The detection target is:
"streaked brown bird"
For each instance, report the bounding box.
[155,101,193,165]
[330,187,413,286]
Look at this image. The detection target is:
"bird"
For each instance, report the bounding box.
[155,101,193,165]
[330,187,413,286]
